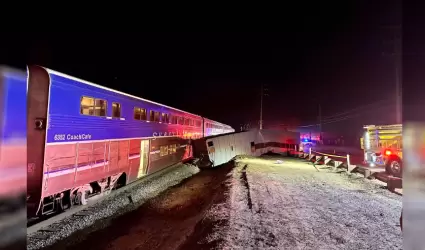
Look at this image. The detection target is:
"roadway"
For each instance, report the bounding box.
[42,155,402,249]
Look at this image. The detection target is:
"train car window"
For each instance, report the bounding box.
[154,111,160,122]
[162,113,170,123]
[81,96,95,115]
[149,110,155,121]
[134,107,141,120]
[112,102,121,118]
[160,145,169,156]
[94,99,107,116]
[169,144,177,153]
[172,116,178,124]
[178,116,184,125]
[140,108,147,120]
[196,120,202,127]
[184,118,190,126]
[134,107,147,120]
[189,119,194,126]
[80,96,107,117]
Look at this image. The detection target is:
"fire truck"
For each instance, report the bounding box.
[360,124,402,177]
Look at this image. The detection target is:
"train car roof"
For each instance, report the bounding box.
[43,67,203,118]
[203,117,230,126]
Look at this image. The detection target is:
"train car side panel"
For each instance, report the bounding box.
[42,143,77,197]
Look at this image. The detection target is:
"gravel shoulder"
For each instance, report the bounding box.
[27,163,200,250]
[205,155,402,249]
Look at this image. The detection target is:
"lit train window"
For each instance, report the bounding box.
[189,119,194,126]
[160,145,169,156]
[134,107,147,120]
[94,99,107,116]
[81,97,94,115]
[80,96,107,116]
[112,102,121,118]
[153,111,160,122]
[184,118,190,126]
[168,145,174,154]
[162,113,170,123]
[170,115,177,124]
[178,117,184,125]
[140,108,147,120]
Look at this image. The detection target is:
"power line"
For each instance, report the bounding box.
[299,102,393,128]
[322,98,392,120]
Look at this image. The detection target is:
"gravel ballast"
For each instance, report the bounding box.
[27,163,200,250]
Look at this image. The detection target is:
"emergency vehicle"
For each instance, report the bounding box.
[360,124,402,177]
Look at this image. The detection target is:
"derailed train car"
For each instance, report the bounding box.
[193,129,300,167]
[26,65,234,217]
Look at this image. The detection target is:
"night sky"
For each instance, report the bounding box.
[1,1,416,142]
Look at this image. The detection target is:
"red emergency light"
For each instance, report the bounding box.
[385,149,392,156]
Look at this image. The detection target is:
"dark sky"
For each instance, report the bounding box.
[0,1,406,131]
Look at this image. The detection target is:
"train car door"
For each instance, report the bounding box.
[137,140,149,178]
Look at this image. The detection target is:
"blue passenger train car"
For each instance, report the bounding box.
[26,65,234,216]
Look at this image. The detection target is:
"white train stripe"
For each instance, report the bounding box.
[129,154,140,159]
[45,161,110,178]
[46,135,181,145]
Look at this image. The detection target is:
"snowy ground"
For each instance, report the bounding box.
[204,156,402,250]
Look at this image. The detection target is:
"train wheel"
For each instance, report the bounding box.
[71,192,85,205]
[72,192,81,205]
[61,192,73,210]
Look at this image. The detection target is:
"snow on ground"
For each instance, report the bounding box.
[205,156,402,250]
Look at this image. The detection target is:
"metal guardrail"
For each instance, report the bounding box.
[295,148,402,192]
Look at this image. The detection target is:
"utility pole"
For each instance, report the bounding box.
[260,84,263,130]
[259,84,268,130]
